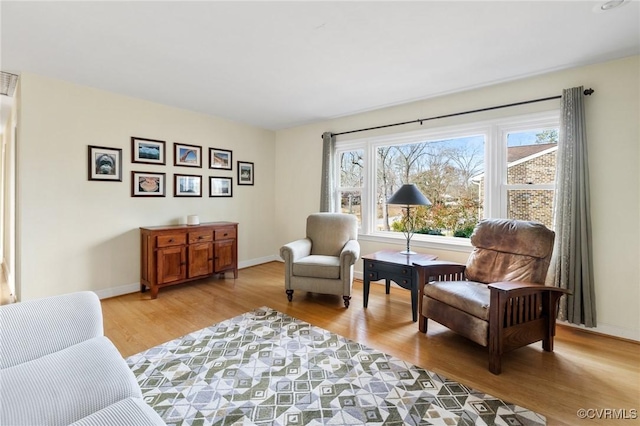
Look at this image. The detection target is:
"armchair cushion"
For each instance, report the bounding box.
[425,281,490,321]
[465,218,554,285]
[307,213,358,256]
[293,255,340,279]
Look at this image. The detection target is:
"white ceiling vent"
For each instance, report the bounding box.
[1,72,19,97]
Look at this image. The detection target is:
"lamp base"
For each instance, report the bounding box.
[399,250,417,255]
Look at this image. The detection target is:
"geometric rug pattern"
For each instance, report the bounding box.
[126,307,545,425]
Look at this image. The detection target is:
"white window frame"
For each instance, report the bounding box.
[334,110,560,252]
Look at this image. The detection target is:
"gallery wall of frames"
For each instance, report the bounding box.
[87,137,255,198]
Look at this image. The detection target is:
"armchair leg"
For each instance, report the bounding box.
[286,290,293,302]
[419,315,428,333]
[489,351,502,375]
[343,296,351,308]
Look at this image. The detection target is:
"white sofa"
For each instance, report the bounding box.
[0,291,165,426]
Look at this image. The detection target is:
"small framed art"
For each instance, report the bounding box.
[209,148,232,170]
[210,176,232,197]
[131,137,165,165]
[131,171,166,197]
[237,161,254,185]
[175,174,202,197]
[88,145,122,182]
[174,143,202,168]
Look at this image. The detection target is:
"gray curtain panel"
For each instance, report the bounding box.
[320,132,336,212]
[548,86,597,327]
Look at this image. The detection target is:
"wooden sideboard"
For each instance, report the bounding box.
[140,222,238,298]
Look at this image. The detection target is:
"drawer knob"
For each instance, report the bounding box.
[199,236,204,239]
[223,233,228,237]
[168,239,174,243]
[402,269,408,274]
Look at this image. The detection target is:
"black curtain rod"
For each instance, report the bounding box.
[326,88,594,139]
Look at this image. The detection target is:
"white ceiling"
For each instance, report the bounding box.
[1,1,639,131]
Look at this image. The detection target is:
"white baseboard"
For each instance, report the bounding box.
[95,255,282,300]
[239,255,280,269]
[94,282,141,300]
[559,320,640,342]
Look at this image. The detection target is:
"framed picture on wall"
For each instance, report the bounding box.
[237,161,254,185]
[209,148,232,170]
[174,174,202,197]
[210,176,232,197]
[88,145,122,181]
[131,137,166,165]
[131,171,166,197]
[174,143,202,168]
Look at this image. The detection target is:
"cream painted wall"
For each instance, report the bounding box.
[275,56,640,340]
[17,73,277,300]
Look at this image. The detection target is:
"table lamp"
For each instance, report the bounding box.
[387,183,431,255]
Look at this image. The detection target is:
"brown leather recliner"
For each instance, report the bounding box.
[415,218,570,374]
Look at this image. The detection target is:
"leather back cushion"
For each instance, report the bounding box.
[307,213,358,256]
[465,219,554,285]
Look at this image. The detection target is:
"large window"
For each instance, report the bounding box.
[335,111,559,243]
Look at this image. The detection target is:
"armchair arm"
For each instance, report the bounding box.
[279,238,312,263]
[0,291,103,369]
[488,281,572,368]
[340,239,360,266]
[413,261,467,283]
[488,281,572,296]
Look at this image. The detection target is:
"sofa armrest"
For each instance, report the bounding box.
[280,238,312,263]
[0,291,103,369]
[340,240,360,266]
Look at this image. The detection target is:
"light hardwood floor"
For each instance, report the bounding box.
[102,262,640,426]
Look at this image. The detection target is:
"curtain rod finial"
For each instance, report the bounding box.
[584,88,594,96]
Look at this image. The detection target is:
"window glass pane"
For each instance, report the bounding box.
[340,150,364,187]
[506,129,558,185]
[507,189,554,229]
[376,136,484,238]
[339,190,361,225]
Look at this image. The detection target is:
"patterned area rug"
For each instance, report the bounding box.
[126,307,545,425]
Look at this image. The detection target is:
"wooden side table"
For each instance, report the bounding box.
[362,250,437,322]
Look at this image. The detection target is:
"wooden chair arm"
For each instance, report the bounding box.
[412,261,467,279]
[488,281,572,296]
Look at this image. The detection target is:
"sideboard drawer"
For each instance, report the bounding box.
[157,233,187,248]
[189,231,213,244]
[214,227,236,240]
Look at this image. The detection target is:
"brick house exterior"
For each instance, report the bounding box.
[473,143,557,228]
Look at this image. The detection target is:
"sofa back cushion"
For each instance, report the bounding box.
[465,219,555,285]
[307,213,358,257]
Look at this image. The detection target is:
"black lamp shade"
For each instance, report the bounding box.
[387,184,431,206]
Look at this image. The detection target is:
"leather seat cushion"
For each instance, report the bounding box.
[424,281,490,320]
[292,255,340,279]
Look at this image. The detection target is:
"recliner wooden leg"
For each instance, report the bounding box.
[343,296,351,308]
[489,351,502,375]
[419,316,428,333]
[286,290,293,302]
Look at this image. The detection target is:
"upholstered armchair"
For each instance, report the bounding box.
[280,213,360,307]
[415,218,570,374]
